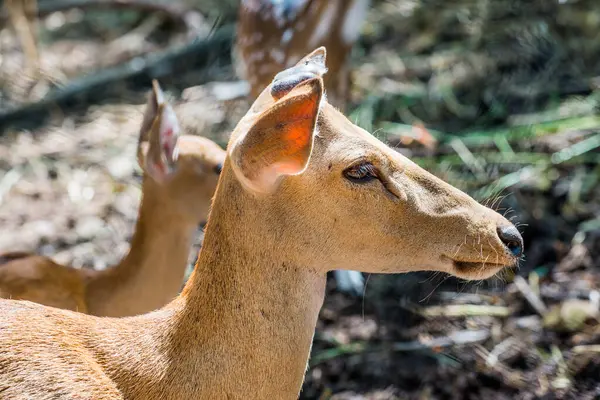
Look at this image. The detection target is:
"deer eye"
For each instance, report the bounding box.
[343,162,378,184]
[213,163,223,175]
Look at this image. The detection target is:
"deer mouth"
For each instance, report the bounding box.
[446,258,512,280]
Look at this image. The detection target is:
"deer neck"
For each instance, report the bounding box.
[85,177,197,317]
[137,176,326,398]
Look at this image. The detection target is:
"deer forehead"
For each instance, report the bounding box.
[314,105,401,164]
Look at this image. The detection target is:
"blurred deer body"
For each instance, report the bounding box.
[0,82,225,317]
[0,50,523,399]
[235,0,370,110]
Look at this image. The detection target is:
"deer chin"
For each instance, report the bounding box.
[441,256,513,280]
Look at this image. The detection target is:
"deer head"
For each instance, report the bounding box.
[223,47,522,280]
[137,80,225,223]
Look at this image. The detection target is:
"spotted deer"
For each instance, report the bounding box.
[0,49,523,399]
[0,81,225,317]
[234,0,369,111]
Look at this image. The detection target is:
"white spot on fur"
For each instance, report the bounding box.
[249,51,265,62]
[308,0,339,48]
[232,46,247,79]
[341,0,370,45]
[241,1,260,13]
[281,29,294,45]
[270,49,285,64]
[271,1,287,28]
[252,32,263,43]
[271,0,308,27]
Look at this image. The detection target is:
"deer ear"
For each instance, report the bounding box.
[230,77,323,193]
[138,80,180,183]
[138,80,165,146]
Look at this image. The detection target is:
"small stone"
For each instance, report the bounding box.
[107,156,135,180]
[75,216,106,240]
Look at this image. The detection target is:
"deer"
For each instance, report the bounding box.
[235,0,372,296]
[0,48,523,399]
[0,81,225,317]
[234,0,369,112]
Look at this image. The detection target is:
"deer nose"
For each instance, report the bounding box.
[497,225,523,257]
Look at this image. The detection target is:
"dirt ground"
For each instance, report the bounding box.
[0,1,599,399]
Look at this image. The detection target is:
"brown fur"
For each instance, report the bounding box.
[0,49,522,399]
[0,84,225,317]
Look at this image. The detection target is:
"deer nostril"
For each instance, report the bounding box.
[497,225,524,257]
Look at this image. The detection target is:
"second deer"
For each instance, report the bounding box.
[0,49,523,399]
[0,81,225,316]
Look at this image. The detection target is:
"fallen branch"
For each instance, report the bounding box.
[474,345,528,390]
[514,275,548,316]
[571,345,600,354]
[415,304,512,318]
[0,0,206,36]
[0,24,234,134]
